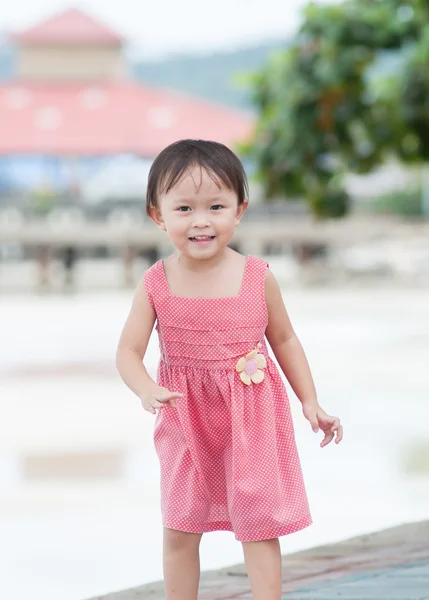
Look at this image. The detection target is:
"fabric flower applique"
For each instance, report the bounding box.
[236,344,267,385]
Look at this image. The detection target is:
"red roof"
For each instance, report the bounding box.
[13,8,124,46]
[0,82,253,155]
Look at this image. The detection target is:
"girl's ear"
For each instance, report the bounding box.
[235,199,248,226]
[148,205,166,231]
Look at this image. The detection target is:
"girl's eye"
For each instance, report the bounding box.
[177,206,191,212]
[211,204,223,211]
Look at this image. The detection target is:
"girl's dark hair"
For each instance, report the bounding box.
[146,139,249,215]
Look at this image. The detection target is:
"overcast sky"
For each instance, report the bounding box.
[0,0,336,59]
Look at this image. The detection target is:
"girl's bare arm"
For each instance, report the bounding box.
[116,279,181,411]
[116,278,157,396]
[264,270,343,445]
[265,270,317,407]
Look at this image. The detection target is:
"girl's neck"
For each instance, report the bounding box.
[175,249,231,273]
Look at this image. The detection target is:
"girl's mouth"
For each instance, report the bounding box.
[189,235,215,244]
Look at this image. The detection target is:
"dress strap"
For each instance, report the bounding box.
[239,255,269,314]
[143,259,168,312]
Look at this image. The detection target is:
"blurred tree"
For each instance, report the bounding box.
[242,0,429,218]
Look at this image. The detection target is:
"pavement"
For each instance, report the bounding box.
[87,520,429,599]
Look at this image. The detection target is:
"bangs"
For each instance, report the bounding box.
[158,162,234,197]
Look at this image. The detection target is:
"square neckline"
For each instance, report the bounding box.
[160,255,249,300]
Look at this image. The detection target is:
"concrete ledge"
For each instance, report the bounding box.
[87,520,429,599]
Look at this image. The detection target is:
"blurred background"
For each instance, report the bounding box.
[1,1,428,599]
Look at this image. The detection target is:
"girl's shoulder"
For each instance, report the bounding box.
[233,253,270,299]
[246,254,270,278]
[144,257,163,276]
[247,254,269,267]
[144,258,163,283]
[142,259,165,308]
[228,250,268,270]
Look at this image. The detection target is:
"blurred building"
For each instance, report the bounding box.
[0,8,253,196]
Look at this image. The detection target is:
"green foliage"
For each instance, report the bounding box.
[243,0,429,218]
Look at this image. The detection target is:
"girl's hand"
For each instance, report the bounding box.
[140,386,183,415]
[302,403,343,447]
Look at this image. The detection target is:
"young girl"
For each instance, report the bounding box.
[116,139,343,600]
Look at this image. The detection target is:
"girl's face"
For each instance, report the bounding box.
[150,165,248,260]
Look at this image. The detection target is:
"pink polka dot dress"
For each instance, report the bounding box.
[144,255,312,542]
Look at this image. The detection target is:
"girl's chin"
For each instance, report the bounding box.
[179,242,223,260]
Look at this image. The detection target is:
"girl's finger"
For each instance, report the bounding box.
[152,399,167,410]
[330,418,340,432]
[335,425,344,443]
[157,392,183,403]
[320,432,334,448]
[309,415,319,433]
[303,410,318,433]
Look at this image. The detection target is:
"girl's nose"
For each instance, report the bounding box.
[192,213,210,228]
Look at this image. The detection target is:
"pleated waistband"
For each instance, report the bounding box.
[159,342,269,372]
